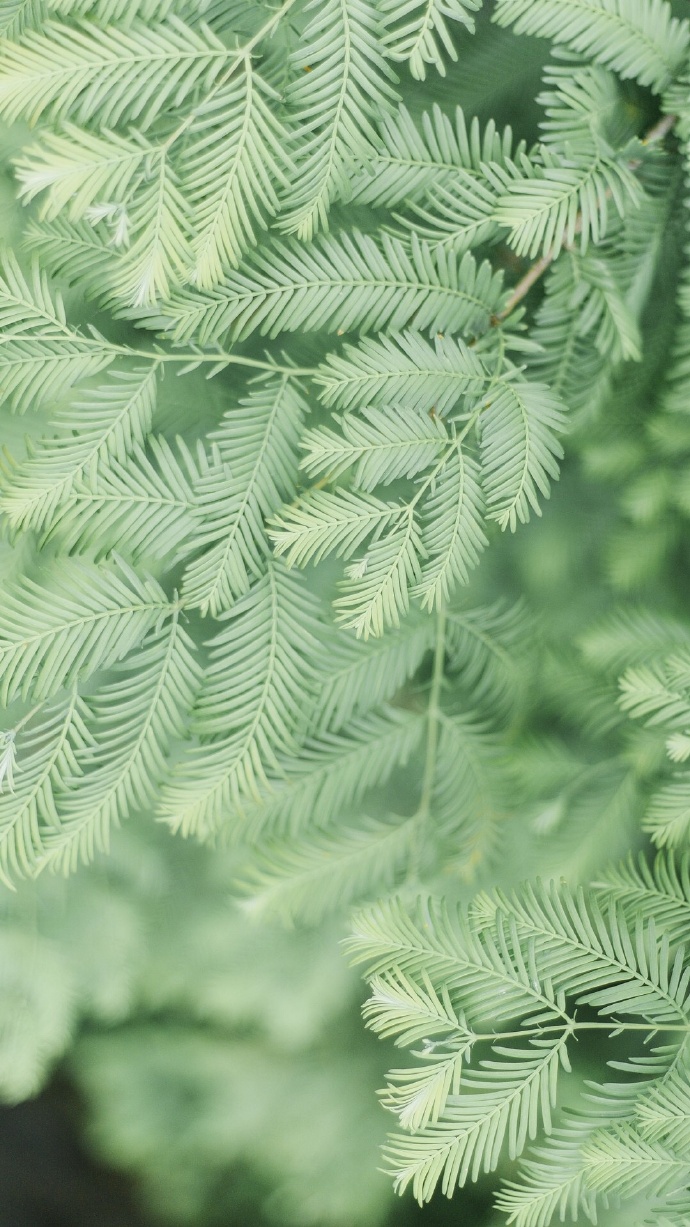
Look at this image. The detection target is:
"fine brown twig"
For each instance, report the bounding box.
[494,112,677,324]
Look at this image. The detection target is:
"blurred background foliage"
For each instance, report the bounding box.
[2,5,690,1225]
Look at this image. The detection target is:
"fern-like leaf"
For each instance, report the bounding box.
[479,379,567,531]
[493,0,689,93]
[0,252,117,413]
[39,611,200,873]
[158,565,322,835]
[0,17,231,126]
[0,366,158,533]
[414,444,487,609]
[300,404,448,492]
[150,235,504,345]
[182,375,306,615]
[0,557,171,704]
[182,65,292,287]
[334,512,424,638]
[315,330,488,415]
[379,0,481,80]
[0,689,91,885]
[277,0,398,239]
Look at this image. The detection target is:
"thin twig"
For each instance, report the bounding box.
[495,113,678,324]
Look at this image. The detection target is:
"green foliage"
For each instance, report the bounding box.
[2,1,690,1224]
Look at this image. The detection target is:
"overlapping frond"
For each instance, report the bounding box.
[181,375,306,615]
[383,1035,571,1201]
[472,882,690,1025]
[0,16,230,126]
[351,103,519,207]
[271,489,405,570]
[351,876,690,1206]
[334,511,424,638]
[636,1060,690,1154]
[0,689,91,884]
[158,565,323,836]
[22,214,116,298]
[148,234,505,345]
[378,0,481,80]
[312,614,434,729]
[493,149,639,261]
[35,436,201,563]
[0,252,117,412]
[494,0,689,92]
[277,0,398,239]
[15,123,150,221]
[595,853,690,944]
[231,710,425,843]
[444,599,533,714]
[0,556,171,705]
[103,161,192,307]
[0,366,159,533]
[581,1122,690,1199]
[275,370,565,628]
[39,612,200,873]
[182,66,292,287]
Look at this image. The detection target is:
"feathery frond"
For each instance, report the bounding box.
[0,366,159,533]
[595,853,690,944]
[182,66,292,287]
[241,816,419,924]
[351,103,519,208]
[414,444,487,609]
[300,404,448,492]
[277,0,398,239]
[351,879,690,1205]
[35,436,201,563]
[493,0,689,93]
[181,375,306,615]
[148,234,505,345]
[0,689,91,885]
[479,379,567,531]
[444,599,533,714]
[0,17,231,126]
[0,556,171,705]
[0,252,117,413]
[312,615,434,729]
[158,565,322,835]
[315,330,488,415]
[39,612,200,873]
[334,512,424,638]
[378,0,481,80]
[232,710,425,842]
[493,150,640,262]
[15,124,151,221]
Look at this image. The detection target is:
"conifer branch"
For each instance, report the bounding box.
[496,110,678,323]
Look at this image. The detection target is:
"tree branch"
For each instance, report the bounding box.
[495,113,678,324]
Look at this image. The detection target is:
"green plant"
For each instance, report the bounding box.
[2,1,690,1224]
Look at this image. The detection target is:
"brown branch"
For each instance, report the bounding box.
[494,113,678,326]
